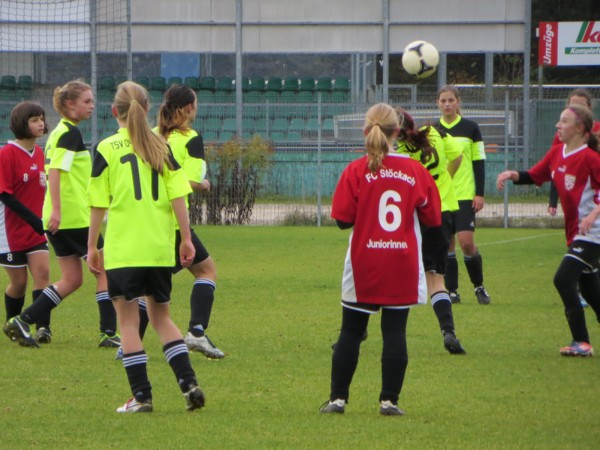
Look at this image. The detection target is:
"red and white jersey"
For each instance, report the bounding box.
[528,143,600,245]
[0,141,47,252]
[332,153,441,307]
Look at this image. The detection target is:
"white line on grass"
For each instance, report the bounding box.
[478,232,563,247]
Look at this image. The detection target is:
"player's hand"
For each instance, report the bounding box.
[179,239,196,268]
[548,206,557,216]
[473,196,484,213]
[47,209,61,234]
[87,246,102,275]
[496,171,516,191]
[200,179,211,191]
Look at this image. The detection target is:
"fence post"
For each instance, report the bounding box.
[503,90,510,228]
[317,93,323,227]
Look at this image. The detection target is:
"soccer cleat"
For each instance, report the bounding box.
[116,397,153,413]
[99,332,121,348]
[35,327,52,344]
[319,399,345,414]
[183,385,205,411]
[449,291,461,304]
[184,332,225,359]
[559,341,593,357]
[474,286,491,305]
[115,346,123,360]
[380,400,405,416]
[3,317,39,348]
[443,331,466,355]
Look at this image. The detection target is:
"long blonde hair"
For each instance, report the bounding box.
[53,79,91,120]
[114,81,172,172]
[364,103,399,172]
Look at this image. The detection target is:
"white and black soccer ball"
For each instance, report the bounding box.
[401,40,439,79]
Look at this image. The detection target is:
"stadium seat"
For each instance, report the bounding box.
[182,76,199,91]
[197,90,214,103]
[213,91,233,103]
[150,76,167,92]
[115,75,128,87]
[296,91,315,103]
[288,118,306,132]
[215,76,234,92]
[330,91,349,103]
[134,76,150,90]
[299,77,315,91]
[222,118,237,133]
[250,77,265,91]
[17,75,33,90]
[283,77,299,91]
[202,131,218,142]
[264,91,279,103]
[271,117,288,132]
[287,131,302,142]
[242,118,256,133]
[167,76,183,87]
[323,117,334,133]
[270,131,287,141]
[1,75,17,90]
[305,117,321,133]
[240,76,250,91]
[218,131,234,142]
[280,91,296,103]
[98,75,115,91]
[315,77,332,92]
[266,76,282,91]
[198,76,215,91]
[333,77,350,92]
[243,91,262,103]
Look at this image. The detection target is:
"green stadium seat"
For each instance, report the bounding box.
[270,131,287,141]
[198,76,215,91]
[98,76,115,91]
[17,75,33,90]
[280,91,296,103]
[215,77,233,92]
[243,91,262,103]
[242,118,256,132]
[197,90,214,103]
[254,118,268,132]
[296,91,315,103]
[330,91,349,103]
[218,131,234,142]
[323,118,334,133]
[283,77,299,91]
[1,75,17,90]
[167,76,183,87]
[305,117,321,133]
[315,77,332,92]
[264,91,279,103]
[222,118,237,133]
[203,117,221,132]
[203,131,218,142]
[184,76,200,91]
[250,77,265,91]
[150,76,167,92]
[150,90,163,103]
[239,77,250,92]
[271,118,288,132]
[115,76,128,87]
[213,91,233,103]
[333,77,350,92]
[266,77,282,92]
[134,76,150,89]
[299,77,315,91]
[287,131,302,142]
[288,118,305,132]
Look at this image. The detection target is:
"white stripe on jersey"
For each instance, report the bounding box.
[576,177,600,245]
[413,210,428,305]
[341,232,357,303]
[0,205,9,253]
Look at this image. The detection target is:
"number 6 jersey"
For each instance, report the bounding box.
[332,153,441,306]
[88,128,191,270]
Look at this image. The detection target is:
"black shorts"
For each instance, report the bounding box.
[46,228,104,258]
[450,200,476,233]
[565,240,600,271]
[106,267,172,303]
[421,212,452,274]
[342,301,411,314]
[0,243,49,268]
[172,228,209,274]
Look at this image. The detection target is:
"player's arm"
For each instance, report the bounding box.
[87,207,106,275]
[472,159,485,212]
[548,182,559,216]
[171,196,195,267]
[46,168,61,234]
[185,136,210,192]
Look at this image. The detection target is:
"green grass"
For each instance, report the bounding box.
[1,227,599,449]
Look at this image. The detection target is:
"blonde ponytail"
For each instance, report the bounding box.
[364,103,399,172]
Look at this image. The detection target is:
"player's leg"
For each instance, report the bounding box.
[579,269,600,323]
[3,259,28,322]
[145,268,204,411]
[26,248,52,343]
[321,304,371,414]
[92,248,120,348]
[379,307,409,416]
[554,241,600,357]
[444,212,460,303]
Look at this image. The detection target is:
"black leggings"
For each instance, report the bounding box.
[329,306,409,404]
[553,257,600,343]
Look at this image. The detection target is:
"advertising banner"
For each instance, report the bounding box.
[538,21,600,66]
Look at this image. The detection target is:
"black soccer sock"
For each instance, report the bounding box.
[330,306,369,402]
[189,278,216,335]
[20,285,62,325]
[163,339,197,393]
[579,270,600,323]
[554,257,589,343]
[122,351,152,402]
[96,291,117,334]
[32,289,51,330]
[464,250,484,287]
[138,299,149,340]
[431,291,455,333]
[380,308,409,405]
[5,292,25,321]
[445,252,459,292]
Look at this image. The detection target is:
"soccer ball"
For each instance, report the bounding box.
[401,40,439,79]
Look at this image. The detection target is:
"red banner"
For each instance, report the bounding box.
[538,22,558,66]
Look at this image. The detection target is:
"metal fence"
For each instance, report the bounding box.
[1,0,598,227]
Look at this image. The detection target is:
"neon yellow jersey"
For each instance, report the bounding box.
[42,119,91,229]
[395,126,460,212]
[437,115,485,201]
[88,128,192,269]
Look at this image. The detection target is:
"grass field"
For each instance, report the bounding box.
[1,226,599,449]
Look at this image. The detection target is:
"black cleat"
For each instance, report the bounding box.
[184,385,205,411]
[443,331,466,354]
[449,291,461,304]
[3,317,39,348]
[320,399,345,414]
[475,286,491,305]
[380,400,405,416]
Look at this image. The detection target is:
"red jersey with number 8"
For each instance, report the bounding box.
[0,142,47,252]
[332,152,441,306]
